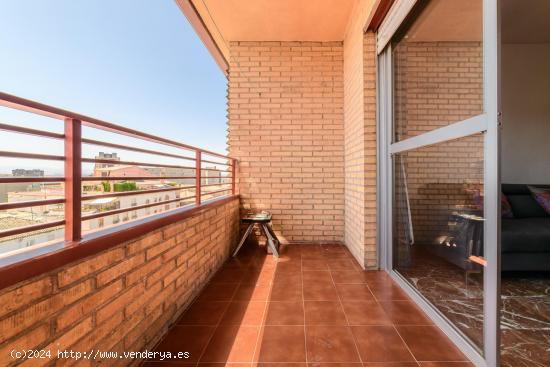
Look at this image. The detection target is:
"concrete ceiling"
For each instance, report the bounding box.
[194,0,358,42]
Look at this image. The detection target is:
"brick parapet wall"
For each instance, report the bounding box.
[228,41,345,243]
[0,198,239,366]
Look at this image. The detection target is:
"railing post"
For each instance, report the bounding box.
[64,118,82,241]
[195,150,201,205]
[231,158,237,195]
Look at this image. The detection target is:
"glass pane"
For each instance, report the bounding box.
[393,133,485,350]
[393,0,483,142]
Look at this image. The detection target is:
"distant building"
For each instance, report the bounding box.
[11,169,44,177]
[93,165,154,179]
[94,152,120,170]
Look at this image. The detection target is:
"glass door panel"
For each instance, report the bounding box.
[393,133,485,350]
[392,0,483,142]
[381,0,495,359]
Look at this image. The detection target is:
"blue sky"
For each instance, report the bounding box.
[0,0,227,174]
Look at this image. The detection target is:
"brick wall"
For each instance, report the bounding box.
[342,0,378,269]
[392,41,484,245]
[228,41,345,243]
[0,198,239,366]
[363,32,378,268]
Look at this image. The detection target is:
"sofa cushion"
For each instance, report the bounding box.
[507,194,549,218]
[528,186,550,216]
[501,218,550,253]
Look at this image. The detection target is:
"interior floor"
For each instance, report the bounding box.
[397,246,550,367]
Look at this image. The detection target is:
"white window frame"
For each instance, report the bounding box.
[376,0,500,366]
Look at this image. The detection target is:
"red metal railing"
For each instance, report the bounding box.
[0,92,237,244]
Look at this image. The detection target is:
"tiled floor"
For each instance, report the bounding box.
[143,243,472,366]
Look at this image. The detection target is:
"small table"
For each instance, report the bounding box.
[232,212,280,257]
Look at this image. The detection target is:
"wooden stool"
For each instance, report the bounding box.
[233,212,280,257]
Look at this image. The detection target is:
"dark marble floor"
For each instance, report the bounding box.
[396,246,550,367]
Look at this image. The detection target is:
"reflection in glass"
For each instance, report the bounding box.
[393,0,483,142]
[393,133,485,350]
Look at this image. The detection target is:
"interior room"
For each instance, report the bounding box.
[499,0,550,365]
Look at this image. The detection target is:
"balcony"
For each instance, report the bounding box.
[144,242,470,366]
[0,89,469,366]
[3,0,544,366]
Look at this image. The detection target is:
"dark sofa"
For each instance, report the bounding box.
[502,184,550,271]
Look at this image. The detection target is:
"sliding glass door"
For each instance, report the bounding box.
[377,0,500,365]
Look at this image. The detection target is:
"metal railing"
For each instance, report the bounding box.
[0,92,236,243]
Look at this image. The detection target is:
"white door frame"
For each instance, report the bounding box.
[375,0,500,366]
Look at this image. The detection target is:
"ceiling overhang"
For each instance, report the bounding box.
[176,0,367,75]
[175,0,230,75]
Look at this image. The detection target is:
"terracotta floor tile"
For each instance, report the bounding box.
[241,271,274,285]
[198,283,239,302]
[178,301,229,325]
[418,363,474,367]
[351,326,415,362]
[304,301,347,325]
[302,259,329,271]
[149,244,474,367]
[331,271,366,284]
[368,283,409,301]
[300,251,327,260]
[274,257,302,268]
[254,326,306,362]
[302,270,332,283]
[151,325,215,362]
[254,364,306,367]
[200,325,260,363]
[320,243,348,251]
[271,276,301,290]
[302,281,338,301]
[363,271,392,284]
[397,326,468,362]
[341,301,392,326]
[379,301,433,325]
[300,244,323,253]
[327,259,360,271]
[305,325,361,363]
[264,301,304,325]
[210,267,247,283]
[220,302,267,326]
[270,282,302,302]
[308,364,363,367]
[363,363,419,367]
[233,283,272,302]
[223,258,252,269]
[335,284,375,301]
[198,363,252,367]
[142,362,196,366]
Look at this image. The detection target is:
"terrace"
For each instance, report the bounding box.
[2,0,532,366]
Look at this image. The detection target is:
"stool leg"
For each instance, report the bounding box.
[261,224,279,258]
[233,223,255,257]
[266,223,280,246]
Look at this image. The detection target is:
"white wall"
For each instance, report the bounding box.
[501,43,550,184]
